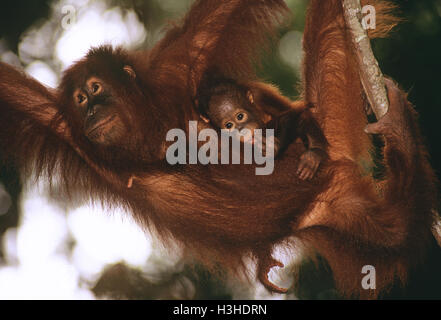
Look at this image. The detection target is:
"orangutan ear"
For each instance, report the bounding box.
[123,65,136,79]
[246,90,254,104]
[200,114,210,123]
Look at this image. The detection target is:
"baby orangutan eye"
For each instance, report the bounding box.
[225,122,234,130]
[236,112,247,122]
[91,83,102,94]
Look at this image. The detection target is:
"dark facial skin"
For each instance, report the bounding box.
[72,76,127,146]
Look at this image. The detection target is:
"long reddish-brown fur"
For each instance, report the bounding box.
[0,0,438,299]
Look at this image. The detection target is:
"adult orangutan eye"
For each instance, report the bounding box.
[92,83,102,94]
[74,91,88,107]
[73,89,88,107]
[86,77,103,95]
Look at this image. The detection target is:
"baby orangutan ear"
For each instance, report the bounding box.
[200,114,210,123]
[193,98,210,123]
[246,90,254,104]
[123,65,136,79]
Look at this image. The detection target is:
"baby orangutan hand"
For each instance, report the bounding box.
[296,148,324,180]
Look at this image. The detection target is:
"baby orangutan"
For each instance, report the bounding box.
[198,78,328,180]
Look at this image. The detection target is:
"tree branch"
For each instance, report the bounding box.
[343,0,441,244]
[343,0,389,119]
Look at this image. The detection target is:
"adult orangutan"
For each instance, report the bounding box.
[0,0,437,299]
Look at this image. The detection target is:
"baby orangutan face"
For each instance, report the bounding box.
[206,91,263,143]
